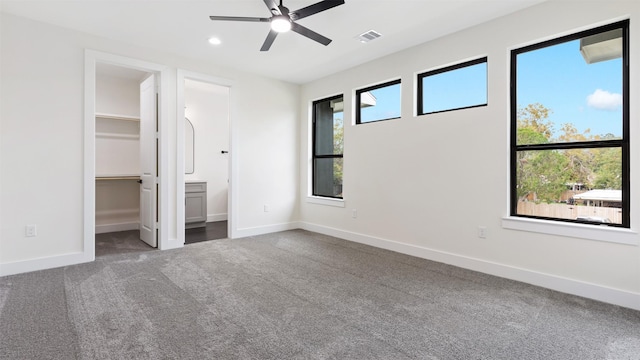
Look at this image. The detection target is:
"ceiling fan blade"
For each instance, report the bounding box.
[289,0,344,21]
[260,30,279,51]
[209,16,270,22]
[263,0,281,15]
[290,22,331,46]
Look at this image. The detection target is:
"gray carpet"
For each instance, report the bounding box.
[95,230,155,257]
[1,230,639,359]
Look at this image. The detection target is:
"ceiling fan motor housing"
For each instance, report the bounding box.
[209,0,345,51]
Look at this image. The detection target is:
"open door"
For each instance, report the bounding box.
[139,74,157,247]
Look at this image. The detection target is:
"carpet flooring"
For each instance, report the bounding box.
[95,230,155,257]
[1,230,639,359]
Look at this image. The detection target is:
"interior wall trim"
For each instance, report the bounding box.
[0,252,91,277]
[85,50,172,258]
[95,222,139,234]
[207,213,228,222]
[5,219,637,313]
[299,222,640,311]
[234,222,301,239]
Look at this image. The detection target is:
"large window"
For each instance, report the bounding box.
[417,57,487,115]
[510,21,628,227]
[356,79,401,124]
[312,95,344,198]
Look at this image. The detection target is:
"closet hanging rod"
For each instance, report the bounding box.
[95,176,140,181]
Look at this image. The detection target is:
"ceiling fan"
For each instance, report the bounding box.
[209,0,345,51]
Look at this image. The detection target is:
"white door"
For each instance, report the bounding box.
[139,74,157,247]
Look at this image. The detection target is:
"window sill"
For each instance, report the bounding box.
[306,196,345,208]
[502,216,638,246]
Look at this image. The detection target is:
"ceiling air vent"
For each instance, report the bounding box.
[356,30,382,43]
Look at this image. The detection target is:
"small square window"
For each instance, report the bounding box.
[417,57,488,115]
[355,79,401,124]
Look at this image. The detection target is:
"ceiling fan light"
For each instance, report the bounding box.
[271,16,291,33]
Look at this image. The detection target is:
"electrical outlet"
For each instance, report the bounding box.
[477,226,487,239]
[264,204,269,212]
[26,224,37,237]
[352,209,357,218]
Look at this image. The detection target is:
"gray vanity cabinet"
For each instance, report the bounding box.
[185,181,207,229]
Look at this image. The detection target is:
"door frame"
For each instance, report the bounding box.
[84,50,171,260]
[176,69,236,241]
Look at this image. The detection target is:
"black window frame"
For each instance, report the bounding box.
[417,57,488,115]
[509,20,629,228]
[355,79,402,124]
[312,94,344,199]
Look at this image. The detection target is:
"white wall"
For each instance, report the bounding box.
[96,73,141,116]
[299,0,640,310]
[184,79,229,222]
[0,13,300,273]
[234,76,300,234]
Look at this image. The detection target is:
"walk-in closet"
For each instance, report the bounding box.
[94,64,152,254]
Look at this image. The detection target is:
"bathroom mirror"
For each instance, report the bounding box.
[185,117,194,174]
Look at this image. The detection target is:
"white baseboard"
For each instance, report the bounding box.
[233,221,300,239]
[6,219,637,311]
[0,251,93,277]
[95,222,139,234]
[299,222,640,311]
[207,213,228,222]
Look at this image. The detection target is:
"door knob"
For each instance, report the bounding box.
[221,150,229,154]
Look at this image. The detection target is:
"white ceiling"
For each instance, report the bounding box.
[1,0,547,84]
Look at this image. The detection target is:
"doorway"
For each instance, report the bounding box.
[182,78,230,244]
[84,50,171,262]
[93,63,157,255]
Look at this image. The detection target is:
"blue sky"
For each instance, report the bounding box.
[360,63,488,122]
[359,37,622,134]
[517,39,622,139]
[360,83,402,122]
[421,62,487,113]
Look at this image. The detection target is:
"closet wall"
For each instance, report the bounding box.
[95,68,143,233]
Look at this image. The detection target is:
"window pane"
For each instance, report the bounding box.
[515,147,622,224]
[420,59,487,114]
[313,95,344,199]
[511,21,628,227]
[358,81,401,123]
[313,158,343,198]
[516,31,623,145]
[314,97,343,156]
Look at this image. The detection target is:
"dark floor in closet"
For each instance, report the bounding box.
[95,221,227,257]
[185,221,228,245]
[95,230,155,257]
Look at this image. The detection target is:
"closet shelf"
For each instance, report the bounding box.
[96,132,140,140]
[96,175,140,181]
[95,113,140,122]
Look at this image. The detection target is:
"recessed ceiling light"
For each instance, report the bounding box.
[208,37,221,45]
